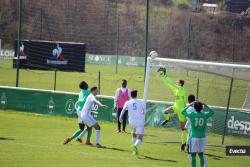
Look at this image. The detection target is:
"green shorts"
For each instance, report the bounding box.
[171,105,186,122]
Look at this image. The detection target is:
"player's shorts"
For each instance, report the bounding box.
[81,114,96,127]
[185,119,190,131]
[189,137,206,153]
[185,120,191,144]
[77,112,84,124]
[171,105,186,122]
[130,122,144,135]
[186,133,191,145]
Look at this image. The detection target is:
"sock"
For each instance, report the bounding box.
[181,130,187,144]
[77,128,88,139]
[188,153,192,161]
[198,154,205,167]
[95,130,100,144]
[132,137,136,145]
[203,156,207,167]
[134,139,142,147]
[86,128,92,141]
[191,154,196,167]
[70,129,82,140]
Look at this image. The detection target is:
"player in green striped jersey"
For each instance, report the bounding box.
[182,101,214,167]
[63,81,93,145]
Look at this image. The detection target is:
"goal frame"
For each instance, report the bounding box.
[143,57,250,102]
[143,57,250,145]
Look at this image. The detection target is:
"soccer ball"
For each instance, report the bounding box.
[149,51,158,59]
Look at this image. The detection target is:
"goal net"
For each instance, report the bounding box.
[144,57,250,108]
[143,56,250,144]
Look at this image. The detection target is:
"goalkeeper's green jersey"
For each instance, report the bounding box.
[182,106,214,138]
[77,90,90,112]
[161,76,186,109]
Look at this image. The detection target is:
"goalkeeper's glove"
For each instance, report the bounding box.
[157,67,167,76]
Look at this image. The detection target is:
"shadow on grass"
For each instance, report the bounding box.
[143,134,158,138]
[100,146,129,152]
[0,137,15,140]
[139,155,177,163]
[204,153,225,160]
[97,145,177,163]
[145,141,181,145]
[146,141,225,161]
[205,148,225,153]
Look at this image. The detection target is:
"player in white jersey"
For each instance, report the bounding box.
[78,86,108,148]
[119,90,147,155]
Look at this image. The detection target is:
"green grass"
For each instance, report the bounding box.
[0,110,249,167]
[0,59,248,108]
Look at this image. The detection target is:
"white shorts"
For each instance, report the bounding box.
[130,122,144,135]
[77,112,84,124]
[185,119,190,129]
[81,114,97,127]
[189,137,206,153]
[186,133,190,144]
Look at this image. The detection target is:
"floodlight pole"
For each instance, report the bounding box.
[115,14,120,74]
[196,77,200,100]
[98,71,101,95]
[53,70,57,91]
[16,0,23,87]
[144,0,149,81]
[221,78,234,145]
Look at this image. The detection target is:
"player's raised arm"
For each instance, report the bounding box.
[181,105,191,117]
[90,87,108,108]
[203,104,214,118]
[157,67,178,91]
[161,76,179,94]
[93,98,108,108]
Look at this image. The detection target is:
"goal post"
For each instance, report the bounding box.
[143,57,152,103]
[143,56,250,144]
[143,57,250,106]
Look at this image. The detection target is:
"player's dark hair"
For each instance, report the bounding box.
[122,79,127,83]
[122,79,127,88]
[79,81,88,90]
[188,94,196,103]
[194,101,203,113]
[179,80,184,87]
[90,86,98,92]
[131,90,138,98]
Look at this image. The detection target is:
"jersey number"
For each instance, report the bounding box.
[195,118,204,127]
[132,103,137,110]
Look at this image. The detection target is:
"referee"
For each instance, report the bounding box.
[114,80,131,133]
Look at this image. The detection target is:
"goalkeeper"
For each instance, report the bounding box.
[158,67,187,151]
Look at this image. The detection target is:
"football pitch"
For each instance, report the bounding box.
[0,110,249,167]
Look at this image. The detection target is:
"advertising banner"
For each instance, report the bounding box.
[86,54,145,67]
[0,86,114,121]
[0,86,250,138]
[0,49,15,59]
[13,40,86,72]
[145,102,250,138]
